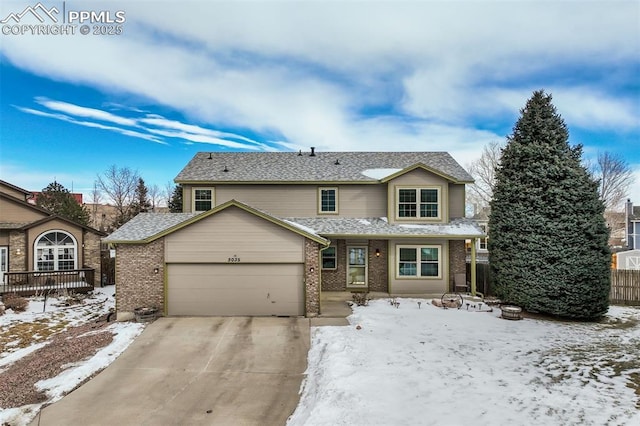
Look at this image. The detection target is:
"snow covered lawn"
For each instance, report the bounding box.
[289,299,640,426]
[0,286,144,426]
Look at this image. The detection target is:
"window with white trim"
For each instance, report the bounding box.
[397,188,440,219]
[35,231,77,271]
[397,245,440,278]
[193,188,214,212]
[319,187,338,214]
[478,224,488,251]
[322,246,337,269]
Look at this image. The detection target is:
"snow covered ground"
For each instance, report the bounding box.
[2,290,639,426]
[0,286,144,426]
[289,299,640,426]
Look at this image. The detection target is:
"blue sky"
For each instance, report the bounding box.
[1,0,638,205]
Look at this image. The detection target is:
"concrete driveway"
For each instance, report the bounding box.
[32,317,310,426]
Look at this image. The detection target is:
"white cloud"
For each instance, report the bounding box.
[0,1,637,163]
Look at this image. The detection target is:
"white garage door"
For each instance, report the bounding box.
[167,264,304,316]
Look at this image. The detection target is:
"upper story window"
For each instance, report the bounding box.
[397,187,440,219]
[35,230,77,271]
[318,187,338,214]
[193,188,214,212]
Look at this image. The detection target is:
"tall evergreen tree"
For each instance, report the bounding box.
[131,178,152,215]
[37,181,91,226]
[168,184,183,213]
[489,90,610,319]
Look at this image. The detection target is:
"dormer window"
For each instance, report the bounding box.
[396,187,440,220]
[193,188,214,212]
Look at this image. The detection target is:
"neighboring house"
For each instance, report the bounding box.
[104,150,484,319]
[0,180,103,289]
[616,250,640,270]
[625,199,640,250]
[466,207,489,264]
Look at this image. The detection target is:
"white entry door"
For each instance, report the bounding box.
[0,247,7,284]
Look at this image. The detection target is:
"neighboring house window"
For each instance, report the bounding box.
[319,187,338,214]
[35,231,77,271]
[397,245,441,278]
[478,224,488,251]
[397,188,440,219]
[322,246,337,269]
[632,221,640,249]
[193,188,214,212]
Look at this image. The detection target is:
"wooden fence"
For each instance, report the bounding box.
[467,264,640,305]
[610,269,640,306]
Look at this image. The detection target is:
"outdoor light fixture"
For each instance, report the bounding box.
[375,248,380,257]
[309,267,315,273]
[15,248,22,256]
[153,267,159,274]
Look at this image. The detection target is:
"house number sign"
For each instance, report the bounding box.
[228,255,241,263]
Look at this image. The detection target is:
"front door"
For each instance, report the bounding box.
[0,247,7,284]
[347,246,368,288]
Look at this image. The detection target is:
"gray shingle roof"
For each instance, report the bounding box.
[285,217,485,238]
[175,151,473,183]
[103,212,199,242]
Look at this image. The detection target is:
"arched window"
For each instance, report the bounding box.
[35,231,77,271]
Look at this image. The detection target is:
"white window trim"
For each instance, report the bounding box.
[192,187,215,213]
[477,224,488,251]
[318,187,339,214]
[34,230,78,271]
[396,245,442,279]
[321,246,338,270]
[395,186,441,221]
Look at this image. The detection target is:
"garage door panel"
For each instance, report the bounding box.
[168,264,304,316]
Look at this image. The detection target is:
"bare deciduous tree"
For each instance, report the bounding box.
[591,151,635,211]
[466,141,503,214]
[148,184,161,211]
[96,165,140,229]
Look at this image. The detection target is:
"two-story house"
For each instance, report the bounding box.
[104,150,484,319]
[0,180,103,291]
[616,199,640,270]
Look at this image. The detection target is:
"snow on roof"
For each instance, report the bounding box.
[360,168,403,180]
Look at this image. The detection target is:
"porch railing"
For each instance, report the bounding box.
[1,269,95,295]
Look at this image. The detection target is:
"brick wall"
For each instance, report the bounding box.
[368,240,388,292]
[304,239,321,316]
[449,240,466,291]
[320,239,389,292]
[83,231,101,286]
[321,239,346,291]
[115,238,164,320]
[9,231,26,271]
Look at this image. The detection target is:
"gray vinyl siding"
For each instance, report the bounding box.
[448,184,466,219]
[165,206,305,263]
[213,184,387,217]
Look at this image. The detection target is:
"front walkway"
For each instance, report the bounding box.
[312,291,447,326]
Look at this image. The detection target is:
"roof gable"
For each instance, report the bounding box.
[175,151,473,184]
[104,200,329,245]
[379,163,464,183]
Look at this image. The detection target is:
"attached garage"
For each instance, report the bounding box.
[106,200,327,319]
[167,263,304,316]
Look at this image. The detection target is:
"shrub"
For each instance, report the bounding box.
[3,294,29,312]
